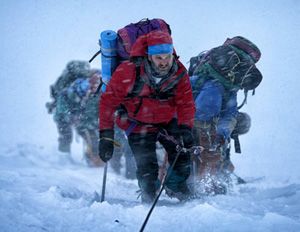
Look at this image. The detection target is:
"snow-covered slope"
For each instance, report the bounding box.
[1,144,300,231]
[1,0,300,231]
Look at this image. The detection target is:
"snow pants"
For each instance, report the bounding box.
[128,121,191,195]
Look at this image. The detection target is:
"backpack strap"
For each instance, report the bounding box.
[195,61,240,91]
[191,75,208,100]
[161,70,186,93]
[89,50,101,63]
[231,134,241,153]
[126,64,144,99]
[124,64,145,117]
[237,90,248,110]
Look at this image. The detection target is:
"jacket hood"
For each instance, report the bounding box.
[130,30,174,58]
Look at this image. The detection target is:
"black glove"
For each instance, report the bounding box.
[99,129,114,162]
[179,124,194,149]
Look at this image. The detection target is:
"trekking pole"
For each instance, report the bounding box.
[100,162,108,202]
[232,172,246,184]
[139,145,183,232]
[139,129,203,232]
[192,159,198,194]
[100,140,121,203]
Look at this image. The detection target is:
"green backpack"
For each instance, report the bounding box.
[189,36,263,109]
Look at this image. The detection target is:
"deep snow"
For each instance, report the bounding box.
[1,143,299,232]
[1,0,300,231]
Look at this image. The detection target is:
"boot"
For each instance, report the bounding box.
[141,191,156,204]
[165,182,192,201]
[57,123,72,153]
[58,139,71,153]
[138,179,160,204]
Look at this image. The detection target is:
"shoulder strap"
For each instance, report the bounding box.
[161,70,186,93]
[125,64,144,98]
[192,75,208,100]
[237,90,248,109]
[231,134,241,153]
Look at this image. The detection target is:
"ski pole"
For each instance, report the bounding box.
[100,162,108,202]
[192,159,197,194]
[139,145,183,232]
[99,139,121,203]
[139,129,203,232]
[232,172,246,184]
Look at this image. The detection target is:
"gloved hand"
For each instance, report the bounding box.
[99,129,114,162]
[209,134,225,152]
[179,124,194,149]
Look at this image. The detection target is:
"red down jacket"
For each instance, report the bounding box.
[99,31,195,133]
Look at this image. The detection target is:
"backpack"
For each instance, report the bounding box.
[52,61,91,97]
[189,37,262,154]
[116,18,171,60]
[46,60,91,113]
[90,18,171,92]
[189,36,263,109]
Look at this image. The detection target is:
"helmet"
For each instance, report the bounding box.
[232,112,251,137]
[66,60,90,78]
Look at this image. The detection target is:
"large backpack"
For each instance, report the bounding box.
[190,37,262,154]
[90,18,171,92]
[116,18,171,60]
[189,36,263,108]
[52,60,91,99]
[46,60,91,113]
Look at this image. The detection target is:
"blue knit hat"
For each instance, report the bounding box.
[148,43,173,55]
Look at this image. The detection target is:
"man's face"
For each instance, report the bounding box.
[148,53,174,75]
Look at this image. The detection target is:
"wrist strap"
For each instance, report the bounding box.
[100,137,121,147]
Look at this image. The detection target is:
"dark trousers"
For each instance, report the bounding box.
[128,120,191,194]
